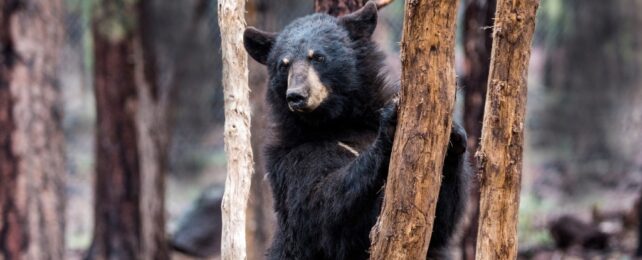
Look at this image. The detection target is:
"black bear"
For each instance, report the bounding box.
[243,2,470,259]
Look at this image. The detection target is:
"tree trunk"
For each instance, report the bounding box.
[218,0,254,259]
[460,0,495,259]
[369,1,459,259]
[88,0,168,259]
[474,0,539,259]
[89,2,141,258]
[0,0,66,259]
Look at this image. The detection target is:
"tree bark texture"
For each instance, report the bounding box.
[369,1,459,259]
[218,0,254,259]
[474,0,539,259]
[89,1,141,258]
[88,0,169,259]
[460,0,495,259]
[0,0,66,259]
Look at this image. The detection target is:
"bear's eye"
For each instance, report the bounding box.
[310,54,325,63]
[278,59,290,72]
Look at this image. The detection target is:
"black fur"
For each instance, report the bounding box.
[244,3,470,259]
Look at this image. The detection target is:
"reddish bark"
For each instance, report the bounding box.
[89,26,142,259]
[88,1,170,259]
[0,3,21,258]
[0,0,66,259]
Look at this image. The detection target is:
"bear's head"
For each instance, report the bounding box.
[243,2,386,125]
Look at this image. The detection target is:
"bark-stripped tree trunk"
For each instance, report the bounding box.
[0,0,66,259]
[88,0,169,259]
[218,0,254,259]
[369,1,459,259]
[460,0,495,259]
[474,0,539,259]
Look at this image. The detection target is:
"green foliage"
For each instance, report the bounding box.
[83,0,94,83]
[535,0,571,48]
[518,193,555,248]
[93,0,139,42]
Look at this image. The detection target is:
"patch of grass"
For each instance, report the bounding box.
[519,193,555,248]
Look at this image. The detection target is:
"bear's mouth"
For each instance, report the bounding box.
[288,102,312,113]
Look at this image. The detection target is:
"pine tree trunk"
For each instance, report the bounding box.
[218,0,254,259]
[0,0,66,259]
[460,0,495,259]
[89,2,141,258]
[369,1,459,259]
[88,0,168,259]
[474,0,539,259]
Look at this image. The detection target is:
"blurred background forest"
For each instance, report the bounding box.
[1,0,641,259]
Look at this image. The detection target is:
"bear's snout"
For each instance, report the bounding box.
[286,89,308,112]
[286,61,329,113]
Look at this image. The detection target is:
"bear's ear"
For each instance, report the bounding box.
[244,27,277,65]
[338,1,378,40]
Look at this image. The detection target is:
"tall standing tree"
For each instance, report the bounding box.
[460,0,495,258]
[88,0,169,259]
[0,0,66,259]
[474,0,539,259]
[369,0,459,259]
[218,0,254,259]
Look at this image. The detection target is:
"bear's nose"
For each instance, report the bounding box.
[286,90,307,110]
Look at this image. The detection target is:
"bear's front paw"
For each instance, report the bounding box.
[449,122,468,155]
[378,101,398,142]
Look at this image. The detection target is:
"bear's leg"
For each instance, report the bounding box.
[427,122,470,259]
